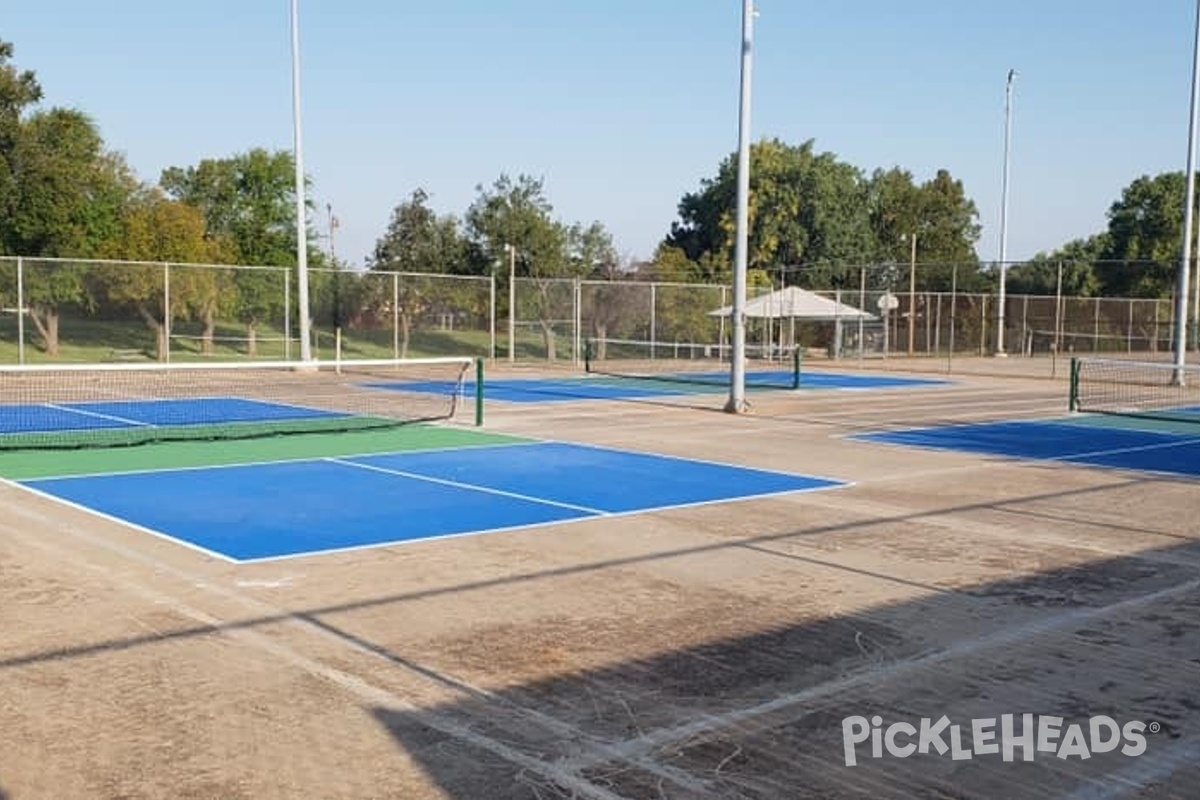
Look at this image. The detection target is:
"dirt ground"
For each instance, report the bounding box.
[1,356,1198,799]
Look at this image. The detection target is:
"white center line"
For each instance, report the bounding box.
[324,456,609,517]
[44,402,151,427]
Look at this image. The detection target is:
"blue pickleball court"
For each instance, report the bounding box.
[20,441,844,562]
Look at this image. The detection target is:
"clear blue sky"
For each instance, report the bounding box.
[6,1,1197,268]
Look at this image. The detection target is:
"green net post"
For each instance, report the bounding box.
[791,348,802,390]
[474,357,485,427]
[1068,357,1080,412]
[584,337,592,374]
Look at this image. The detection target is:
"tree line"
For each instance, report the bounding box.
[1,38,1193,361]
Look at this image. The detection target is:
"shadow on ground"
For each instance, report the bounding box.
[4,474,1200,798]
[362,484,1200,798]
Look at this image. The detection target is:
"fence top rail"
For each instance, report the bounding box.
[310,268,493,284]
[0,356,477,375]
[4,256,294,273]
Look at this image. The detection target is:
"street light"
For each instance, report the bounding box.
[904,233,917,357]
[290,0,312,362]
[1178,0,1200,378]
[504,243,517,363]
[996,68,1017,357]
[726,0,756,414]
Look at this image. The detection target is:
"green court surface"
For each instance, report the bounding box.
[0,425,531,481]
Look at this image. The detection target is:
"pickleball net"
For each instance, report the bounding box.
[0,356,480,450]
[583,337,801,391]
[1070,357,1200,424]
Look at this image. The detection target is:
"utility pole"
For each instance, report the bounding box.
[906,233,917,357]
[996,68,1017,357]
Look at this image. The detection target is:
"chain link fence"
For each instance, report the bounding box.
[0,257,1191,366]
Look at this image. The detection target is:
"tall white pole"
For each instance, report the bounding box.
[726,0,755,414]
[290,0,312,362]
[996,68,1017,356]
[1178,0,1200,378]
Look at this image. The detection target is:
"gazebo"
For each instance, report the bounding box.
[710,286,877,357]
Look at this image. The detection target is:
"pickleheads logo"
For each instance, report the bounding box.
[842,715,1154,767]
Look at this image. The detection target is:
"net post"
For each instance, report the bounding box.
[1068,357,1080,412]
[584,337,592,373]
[791,347,801,390]
[474,357,485,427]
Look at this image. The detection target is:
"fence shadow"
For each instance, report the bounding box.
[367,537,1200,799]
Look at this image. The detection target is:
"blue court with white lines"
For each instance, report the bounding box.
[19,440,845,562]
[369,369,947,404]
[0,397,343,434]
[858,416,1200,480]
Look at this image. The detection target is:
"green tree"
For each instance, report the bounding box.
[1100,172,1186,297]
[668,139,875,286]
[161,149,320,350]
[160,148,297,266]
[2,110,139,354]
[0,39,44,255]
[915,170,982,288]
[97,193,233,359]
[369,188,469,357]
[1010,235,1108,296]
[465,175,574,359]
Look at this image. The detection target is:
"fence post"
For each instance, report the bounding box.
[1021,295,1029,356]
[858,266,866,362]
[934,292,942,356]
[719,285,728,359]
[15,257,24,366]
[573,277,581,365]
[948,265,958,373]
[488,274,496,362]
[163,262,171,363]
[1054,262,1064,358]
[1093,297,1101,353]
[980,295,989,356]
[284,270,292,360]
[925,291,932,354]
[392,272,400,360]
[649,283,657,359]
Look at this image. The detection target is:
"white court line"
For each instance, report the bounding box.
[854,419,1200,466]
[43,402,151,427]
[4,479,237,564]
[324,456,609,516]
[538,438,848,487]
[0,498,630,800]
[239,479,851,565]
[17,442,850,565]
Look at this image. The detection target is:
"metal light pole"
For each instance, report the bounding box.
[726,0,755,414]
[505,243,517,363]
[1176,0,1200,379]
[326,203,338,265]
[996,68,1017,357]
[906,233,917,357]
[290,0,312,362]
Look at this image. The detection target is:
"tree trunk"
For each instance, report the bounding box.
[594,322,607,360]
[201,308,215,356]
[245,320,258,357]
[29,306,60,356]
[540,318,556,361]
[400,312,411,359]
[137,305,167,361]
